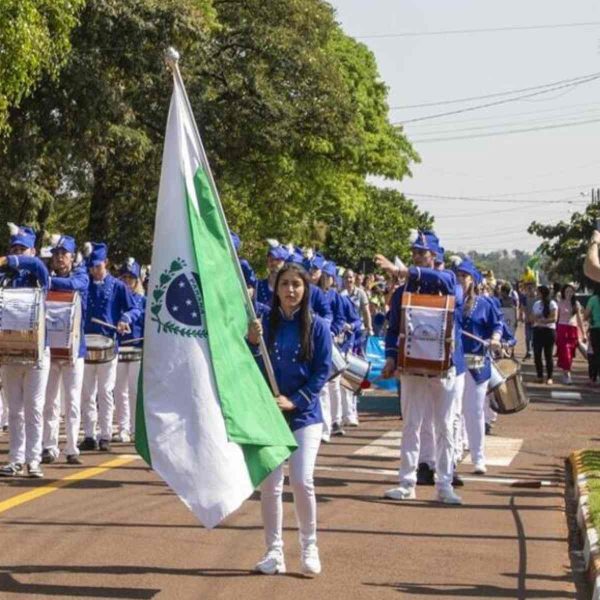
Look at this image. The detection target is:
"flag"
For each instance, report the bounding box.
[135,58,297,529]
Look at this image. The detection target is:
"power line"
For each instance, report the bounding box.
[389,73,600,110]
[394,74,600,124]
[356,21,600,39]
[407,192,590,204]
[410,115,600,142]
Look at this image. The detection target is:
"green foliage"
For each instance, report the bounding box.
[460,249,538,283]
[0,0,85,133]
[0,0,419,270]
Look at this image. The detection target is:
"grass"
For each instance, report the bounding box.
[575,450,600,534]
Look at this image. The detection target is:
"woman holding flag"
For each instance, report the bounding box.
[248,262,332,576]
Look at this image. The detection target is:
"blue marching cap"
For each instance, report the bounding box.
[240,258,257,289]
[322,261,337,277]
[286,247,305,265]
[456,258,482,285]
[8,223,36,249]
[435,246,445,264]
[230,232,241,253]
[89,242,108,266]
[303,253,326,272]
[51,235,76,255]
[409,229,440,253]
[267,245,289,261]
[119,257,141,279]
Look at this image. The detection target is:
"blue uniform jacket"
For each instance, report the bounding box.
[385,267,465,375]
[251,310,332,432]
[85,274,140,349]
[325,288,346,336]
[3,255,49,291]
[118,292,146,348]
[256,278,273,306]
[309,284,333,324]
[50,264,90,358]
[462,296,504,383]
[340,294,362,353]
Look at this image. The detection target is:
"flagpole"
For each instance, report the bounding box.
[164,47,280,397]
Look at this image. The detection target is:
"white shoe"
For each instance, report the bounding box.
[563,373,572,385]
[384,485,416,500]
[473,463,487,475]
[344,417,359,427]
[255,550,286,575]
[301,544,321,575]
[321,435,330,444]
[436,488,463,505]
[27,461,44,479]
[118,431,131,443]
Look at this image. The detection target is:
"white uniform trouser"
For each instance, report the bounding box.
[81,357,118,441]
[260,423,322,551]
[419,399,435,468]
[341,386,358,424]
[1,348,50,464]
[399,371,455,491]
[329,376,343,425]
[114,359,141,435]
[463,371,489,466]
[485,395,497,425]
[43,358,84,457]
[0,386,8,428]
[319,387,331,440]
[452,373,466,465]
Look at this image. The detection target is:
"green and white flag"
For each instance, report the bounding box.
[136,58,297,529]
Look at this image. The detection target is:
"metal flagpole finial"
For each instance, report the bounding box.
[164,47,180,70]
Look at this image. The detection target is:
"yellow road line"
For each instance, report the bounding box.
[0,454,140,516]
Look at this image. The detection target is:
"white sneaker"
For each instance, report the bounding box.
[384,485,416,500]
[563,372,572,385]
[473,463,487,475]
[344,417,359,427]
[436,488,463,505]
[118,431,131,443]
[301,544,321,575]
[255,550,286,575]
[27,461,44,479]
[321,435,330,444]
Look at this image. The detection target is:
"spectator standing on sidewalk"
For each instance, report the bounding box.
[519,281,537,360]
[556,283,585,385]
[584,285,600,386]
[532,285,558,385]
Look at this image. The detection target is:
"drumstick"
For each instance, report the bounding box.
[461,330,490,346]
[120,337,144,346]
[91,317,131,333]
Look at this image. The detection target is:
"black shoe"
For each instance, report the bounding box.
[485,423,493,436]
[66,454,83,465]
[78,437,98,451]
[452,472,465,487]
[416,462,435,486]
[331,422,346,437]
[523,353,531,361]
[41,449,56,464]
[98,439,111,452]
[1,425,7,433]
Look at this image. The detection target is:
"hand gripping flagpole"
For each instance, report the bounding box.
[164,48,280,397]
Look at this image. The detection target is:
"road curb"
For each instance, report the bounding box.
[569,451,600,599]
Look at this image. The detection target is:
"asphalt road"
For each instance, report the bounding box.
[0,349,596,599]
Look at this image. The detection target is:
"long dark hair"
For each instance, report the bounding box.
[560,284,578,315]
[538,285,551,318]
[268,263,313,362]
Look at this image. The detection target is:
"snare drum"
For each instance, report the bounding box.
[0,288,45,364]
[84,334,116,364]
[46,290,82,363]
[489,358,528,415]
[328,344,348,381]
[118,346,143,362]
[340,352,371,394]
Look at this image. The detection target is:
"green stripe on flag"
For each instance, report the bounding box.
[135,361,151,465]
[184,167,297,487]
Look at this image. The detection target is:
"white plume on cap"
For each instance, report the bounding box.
[7,222,19,236]
[126,256,135,267]
[408,229,419,245]
[82,241,93,257]
[266,238,280,248]
[74,252,83,266]
[285,242,295,254]
[449,255,463,267]
[303,247,314,259]
[49,233,61,247]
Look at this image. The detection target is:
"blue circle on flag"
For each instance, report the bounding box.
[166,272,203,327]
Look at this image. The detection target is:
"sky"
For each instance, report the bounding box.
[329,0,600,253]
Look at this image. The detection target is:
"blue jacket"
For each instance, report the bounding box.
[256,278,273,306]
[50,264,90,358]
[118,292,146,348]
[85,274,140,349]
[309,284,333,324]
[3,255,49,291]
[385,266,465,375]
[252,310,332,431]
[325,288,346,336]
[462,295,504,383]
[340,294,362,354]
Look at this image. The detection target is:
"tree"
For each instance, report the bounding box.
[0,0,85,134]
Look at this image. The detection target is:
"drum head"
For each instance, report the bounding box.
[85,334,114,349]
[495,358,519,378]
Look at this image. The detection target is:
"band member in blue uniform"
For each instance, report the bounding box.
[114,258,145,443]
[456,259,503,474]
[247,262,332,576]
[80,243,139,452]
[0,224,50,478]
[256,242,289,306]
[381,231,463,504]
[42,235,89,465]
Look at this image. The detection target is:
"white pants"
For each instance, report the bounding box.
[260,423,322,551]
[463,371,489,466]
[452,373,466,465]
[319,387,331,440]
[81,357,118,441]
[341,386,358,424]
[399,371,455,490]
[485,396,498,425]
[329,376,343,425]
[43,358,84,457]
[419,399,435,468]
[1,348,50,464]
[0,386,8,428]
[114,359,141,435]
